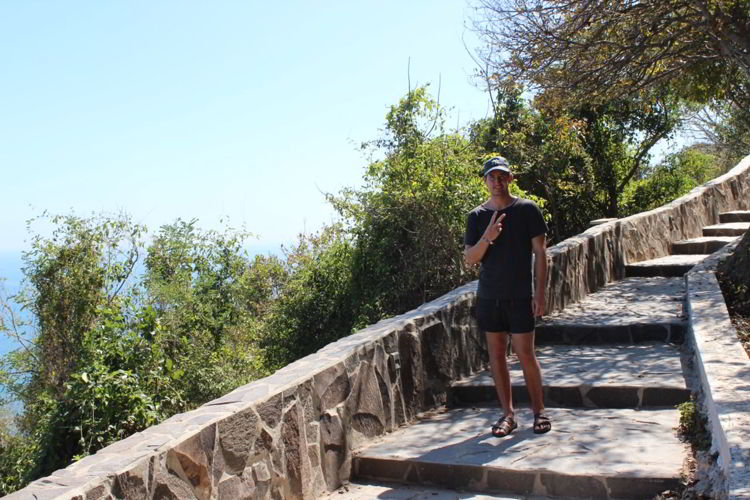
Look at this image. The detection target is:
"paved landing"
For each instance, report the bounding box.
[320,481,551,500]
[719,210,750,223]
[451,344,690,408]
[625,254,709,277]
[671,236,736,254]
[353,406,687,499]
[540,278,685,326]
[537,278,686,344]
[702,222,750,236]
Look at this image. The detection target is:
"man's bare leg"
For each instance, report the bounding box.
[511,332,551,432]
[486,331,514,417]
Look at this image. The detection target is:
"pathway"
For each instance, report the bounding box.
[323,211,750,499]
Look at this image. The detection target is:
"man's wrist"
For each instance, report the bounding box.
[481,236,493,245]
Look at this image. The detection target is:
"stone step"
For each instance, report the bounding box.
[702,221,750,236]
[450,344,689,409]
[624,254,709,278]
[671,236,736,255]
[719,210,750,223]
[352,406,686,499]
[537,277,686,344]
[321,481,545,499]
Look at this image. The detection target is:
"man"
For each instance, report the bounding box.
[464,156,551,437]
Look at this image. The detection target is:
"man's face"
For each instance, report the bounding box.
[485,170,512,192]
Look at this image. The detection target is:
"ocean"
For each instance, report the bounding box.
[0,251,26,357]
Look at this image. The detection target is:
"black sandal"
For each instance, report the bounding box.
[491,415,517,437]
[533,413,552,434]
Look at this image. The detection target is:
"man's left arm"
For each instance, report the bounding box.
[531,233,548,317]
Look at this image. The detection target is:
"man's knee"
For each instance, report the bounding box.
[486,332,509,354]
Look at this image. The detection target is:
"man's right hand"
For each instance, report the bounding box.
[484,212,506,243]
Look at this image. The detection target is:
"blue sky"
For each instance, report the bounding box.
[0,1,493,265]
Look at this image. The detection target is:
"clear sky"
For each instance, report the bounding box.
[0,1,493,263]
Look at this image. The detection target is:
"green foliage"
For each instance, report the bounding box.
[470,84,683,241]
[260,226,355,370]
[621,147,721,216]
[474,0,750,110]
[0,419,35,496]
[143,219,270,405]
[677,400,711,451]
[338,88,487,320]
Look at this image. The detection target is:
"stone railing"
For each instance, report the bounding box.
[5,154,750,500]
[686,239,750,499]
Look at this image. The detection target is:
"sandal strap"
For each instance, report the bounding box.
[492,415,517,436]
[533,413,552,433]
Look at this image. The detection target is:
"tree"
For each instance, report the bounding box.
[689,95,750,170]
[334,87,489,316]
[470,83,681,240]
[620,146,721,215]
[472,0,750,107]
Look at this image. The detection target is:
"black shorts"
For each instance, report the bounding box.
[476,297,535,334]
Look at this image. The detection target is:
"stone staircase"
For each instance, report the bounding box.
[625,210,750,278]
[324,211,750,499]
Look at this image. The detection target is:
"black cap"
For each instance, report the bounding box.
[481,156,511,177]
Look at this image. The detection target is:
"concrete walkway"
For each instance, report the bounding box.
[322,213,747,499]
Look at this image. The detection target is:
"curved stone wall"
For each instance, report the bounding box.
[4,154,749,500]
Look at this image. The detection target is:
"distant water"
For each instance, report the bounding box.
[0,251,25,357]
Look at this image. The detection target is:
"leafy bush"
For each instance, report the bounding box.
[621,147,721,216]
[677,400,711,451]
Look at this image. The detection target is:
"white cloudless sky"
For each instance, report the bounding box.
[0,1,494,261]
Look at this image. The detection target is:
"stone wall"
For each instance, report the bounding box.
[5,154,750,500]
[686,240,750,499]
[4,283,486,500]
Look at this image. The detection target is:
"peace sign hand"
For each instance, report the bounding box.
[484,212,506,243]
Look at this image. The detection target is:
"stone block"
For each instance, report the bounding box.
[606,476,680,499]
[281,404,303,498]
[539,472,608,498]
[345,361,386,439]
[642,387,691,407]
[485,468,536,496]
[314,363,351,411]
[112,457,152,499]
[257,393,283,429]
[217,473,255,500]
[353,456,408,482]
[319,411,348,490]
[217,409,258,475]
[166,426,216,500]
[414,462,484,490]
[585,386,640,408]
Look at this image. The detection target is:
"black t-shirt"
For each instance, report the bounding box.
[464,197,547,299]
